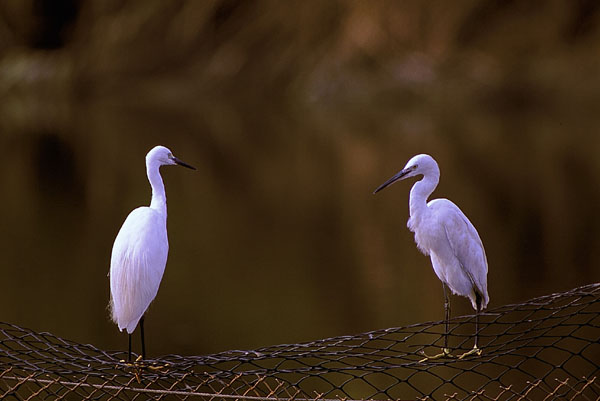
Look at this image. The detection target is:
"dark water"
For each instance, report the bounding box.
[1,1,600,358]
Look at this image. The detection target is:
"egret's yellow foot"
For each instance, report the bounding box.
[118,355,170,375]
[120,355,145,368]
[418,348,455,362]
[146,362,171,373]
[129,355,144,365]
[458,345,482,360]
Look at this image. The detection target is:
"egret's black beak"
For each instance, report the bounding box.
[373,169,410,194]
[173,157,196,170]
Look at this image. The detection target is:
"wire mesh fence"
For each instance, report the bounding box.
[1,283,599,400]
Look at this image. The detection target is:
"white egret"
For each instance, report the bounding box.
[109,145,195,361]
[373,154,489,360]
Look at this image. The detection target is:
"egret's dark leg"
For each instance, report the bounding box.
[442,282,451,351]
[128,333,132,362]
[475,303,480,349]
[474,292,482,349]
[140,316,146,360]
[419,282,454,362]
[459,292,483,359]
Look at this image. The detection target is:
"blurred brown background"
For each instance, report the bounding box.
[1,0,600,357]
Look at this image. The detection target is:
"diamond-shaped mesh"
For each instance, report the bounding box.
[1,283,599,400]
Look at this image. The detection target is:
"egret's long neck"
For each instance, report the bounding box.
[409,171,439,220]
[147,161,167,215]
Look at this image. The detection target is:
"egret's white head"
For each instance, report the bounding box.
[146,145,196,170]
[373,154,438,194]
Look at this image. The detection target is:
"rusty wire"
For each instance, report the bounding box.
[1,283,599,400]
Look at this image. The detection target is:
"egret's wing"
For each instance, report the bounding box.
[110,207,169,333]
[429,199,489,309]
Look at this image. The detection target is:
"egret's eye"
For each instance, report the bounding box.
[412,164,418,170]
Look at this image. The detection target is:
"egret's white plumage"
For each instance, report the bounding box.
[374,154,489,358]
[109,145,195,359]
[110,206,168,334]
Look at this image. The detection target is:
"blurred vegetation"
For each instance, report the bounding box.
[1,0,600,357]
